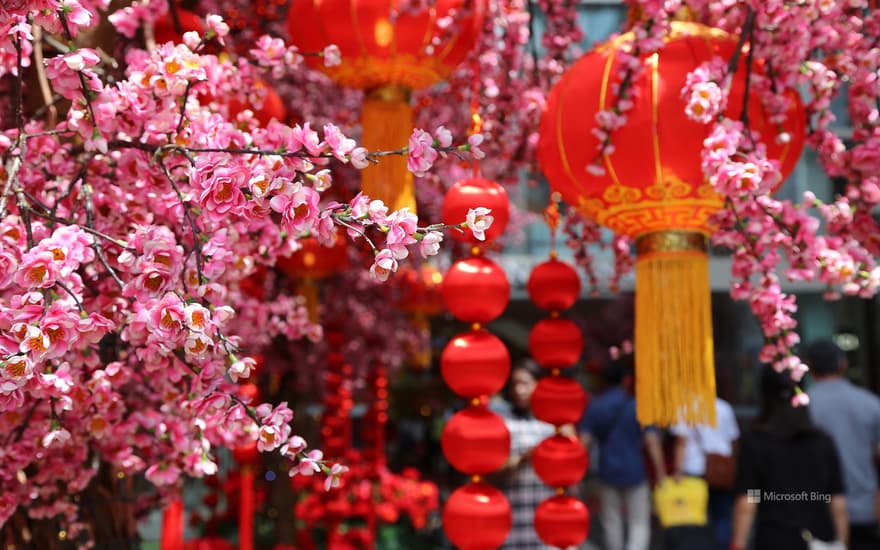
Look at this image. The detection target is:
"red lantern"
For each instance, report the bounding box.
[226,80,287,127]
[287,0,486,92]
[531,377,587,426]
[534,495,590,548]
[527,259,581,311]
[441,330,510,398]
[153,9,204,45]
[396,264,445,316]
[538,20,806,427]
[442,177,510,244]
[276,235,349,280]
[441,257,510,324]
[288,0,487,213]
[443,483,512,550]
[532,435,588,488]
[528,318,583,368]
[239,383,259,404]
[233,439,260,466]
[441,407,510,475]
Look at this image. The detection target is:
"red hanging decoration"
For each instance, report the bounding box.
[440,330,510,398]
[160,496,184,550]
[440,257,511,324]
[233,384,261,550]
[528,318,584,369]
[441,177,511,244]
[441,406,511,475]
[532,435,589,488]
[533,495,591,548]
[531,376,588,426]
[443,483,512,550]
[527,259,581,312]
[440,170,511,548]
[524,215,590,547]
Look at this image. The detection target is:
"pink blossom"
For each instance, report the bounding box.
[419,231,443,257]
[323,45,342,67]
[324,463,349,491]
[369,249,398,282]
[292,450,323,476]
[465,207,494,241]
[407,129,438,177]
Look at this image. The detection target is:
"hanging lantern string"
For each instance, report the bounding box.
[543,192,562,257]
[468,56,483,178]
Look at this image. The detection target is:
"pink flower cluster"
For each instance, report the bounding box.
[0,4,488,537]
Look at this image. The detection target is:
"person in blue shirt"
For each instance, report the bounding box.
[580,355,666,550]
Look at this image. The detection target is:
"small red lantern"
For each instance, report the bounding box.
[528,318,584,368]
[153,8,204,45]
[443,483,512,550]
[442,177,510,244]
[226,80,287,127]
[276,235,349,281]
[441,330,510,398]
[441,257,510,324]
[527,259,581,311]
[396,264,445,316]
[441,407,510,475]
[534,495,590,548]
[531,377,587,426]
[532,435,588,488]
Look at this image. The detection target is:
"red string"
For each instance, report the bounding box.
[239,466,254,550]
[469,54,482,178]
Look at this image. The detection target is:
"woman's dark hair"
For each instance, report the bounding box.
[755,366,817,439]
[600,354,633,387]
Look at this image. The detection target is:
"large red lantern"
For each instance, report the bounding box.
[532,435,588,488]
[441,407,510,475]
[443,483,512,550]
[528,318,584,369]
[287,0,487,213]
[531,377,587,426]
[441,330,510,397]
[442,177,510,244]
[534,495,590,549]
[440,257,510,323]
[538,20,805,426]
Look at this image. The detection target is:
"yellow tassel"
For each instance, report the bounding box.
[360,85,417,213]
[634,230,716,427]
[296,279,320,324]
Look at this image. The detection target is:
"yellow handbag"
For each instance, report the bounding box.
[653,477,709,527]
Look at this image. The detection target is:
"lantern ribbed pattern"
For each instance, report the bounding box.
[526,257,590,547]
[538,20,806,426]
[440,179,511,549]
[287,0,486,213]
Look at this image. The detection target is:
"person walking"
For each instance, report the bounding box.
[580,355,666,550]
[671,396,740,548]
[807,339,880,550]
[730,366,848,550]
[496,359,558,549]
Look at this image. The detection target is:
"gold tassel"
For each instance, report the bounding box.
[634,230,716,427]
[296,279,320,324]
[360,85,417,213]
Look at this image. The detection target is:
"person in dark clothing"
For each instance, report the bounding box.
[730,366,848,550]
